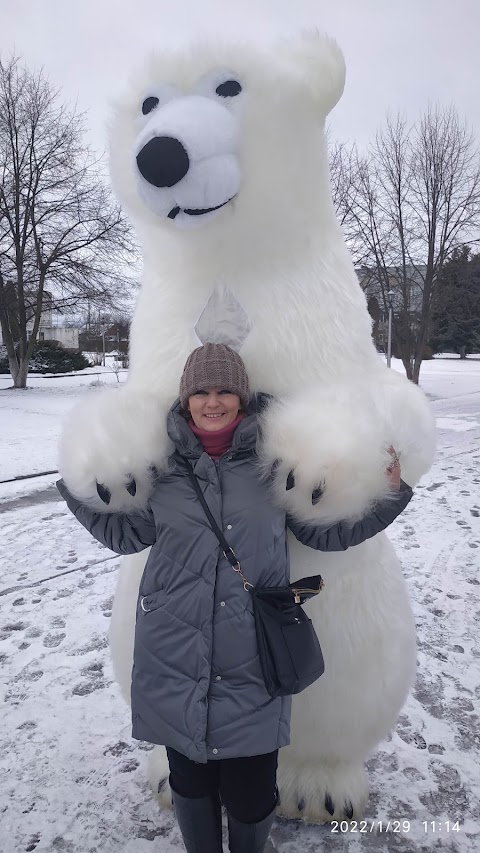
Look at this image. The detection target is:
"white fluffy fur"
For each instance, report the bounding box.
[57,31,436,823]
[59,387,174,511]
[260,373,435,524]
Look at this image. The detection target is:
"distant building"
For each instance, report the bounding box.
[356,266,425,352]
[79,319,129,364]
[35,326,80,348]
[0,287,80,349]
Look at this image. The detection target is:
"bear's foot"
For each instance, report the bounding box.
[276,757,368,824]
[148,746,173,810]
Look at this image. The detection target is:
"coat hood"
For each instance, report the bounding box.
[166,392,272,461]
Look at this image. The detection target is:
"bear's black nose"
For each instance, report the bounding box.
[136,136,190,188]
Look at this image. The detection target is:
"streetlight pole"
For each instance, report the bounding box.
[99,315,107,367]
[102,324,106,367]
[387,289,394,368]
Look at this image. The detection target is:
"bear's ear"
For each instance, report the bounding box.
[278,29,346,118]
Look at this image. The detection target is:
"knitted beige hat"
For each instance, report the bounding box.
[180,343,250,410]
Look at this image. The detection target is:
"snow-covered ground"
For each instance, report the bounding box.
[1,357,479,853]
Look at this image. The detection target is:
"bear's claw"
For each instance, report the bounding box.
[285,468,324,505]
[126,477,137,496]
[96,482,111,505]
[344,800,354,819]
[95,466,162,506]
[324,792,335,816]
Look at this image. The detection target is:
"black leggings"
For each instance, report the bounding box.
[166,747,278,824]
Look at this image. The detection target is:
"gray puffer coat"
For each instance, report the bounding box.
[57,394,413,763]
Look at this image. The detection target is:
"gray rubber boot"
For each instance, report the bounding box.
[172,787,223,852]
[227,801,276,853]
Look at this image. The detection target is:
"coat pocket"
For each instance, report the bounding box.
[139,589,166,613]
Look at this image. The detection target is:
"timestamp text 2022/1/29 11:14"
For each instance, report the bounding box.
[330,820,461,834]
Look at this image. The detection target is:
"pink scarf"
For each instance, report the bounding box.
[188,414,246,459]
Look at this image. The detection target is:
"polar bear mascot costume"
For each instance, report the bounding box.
[59,32,435,823]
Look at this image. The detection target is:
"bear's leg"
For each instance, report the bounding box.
[278,535,417,824]
[149,746,174,809]
[109,552,146,702]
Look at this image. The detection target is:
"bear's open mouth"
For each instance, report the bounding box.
[168,196,235,220]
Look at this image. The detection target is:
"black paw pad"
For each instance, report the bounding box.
[311,483,324,505]
[157,777,167,794]
[344,799,354,819]
[126,477,137,497]
[297,797,305,812]
[96,482,111,505]
[324,792,335,816]
[286,470,295,491]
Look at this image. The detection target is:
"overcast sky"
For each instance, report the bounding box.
[3,0,479,154]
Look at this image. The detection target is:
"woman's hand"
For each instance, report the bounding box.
[387,446,401,489]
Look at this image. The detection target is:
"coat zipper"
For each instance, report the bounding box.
[205,454,224,753]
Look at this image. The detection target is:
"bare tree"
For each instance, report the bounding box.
[344,107,480,382]
[0,55,136,388]
[329,139,367,265]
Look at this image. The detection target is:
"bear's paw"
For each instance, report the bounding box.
[58,386,173,512]
[276,755,369,824]
[259,383,401,525]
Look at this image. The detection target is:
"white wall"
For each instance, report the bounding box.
[38,327,79,349]
[0,326,79,349]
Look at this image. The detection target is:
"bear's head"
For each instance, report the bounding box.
[108,31,346,273]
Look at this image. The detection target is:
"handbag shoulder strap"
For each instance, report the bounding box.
[186,466,241,572]
[186,464,322,596]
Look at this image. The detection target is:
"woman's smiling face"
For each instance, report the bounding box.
[188,388,241,431]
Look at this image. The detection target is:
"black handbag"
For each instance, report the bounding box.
[187,467,325,698]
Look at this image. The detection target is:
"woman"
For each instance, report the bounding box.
[57,342,412,853]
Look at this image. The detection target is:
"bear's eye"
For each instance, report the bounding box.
[142,96,159,115]
[215,80,242,98]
